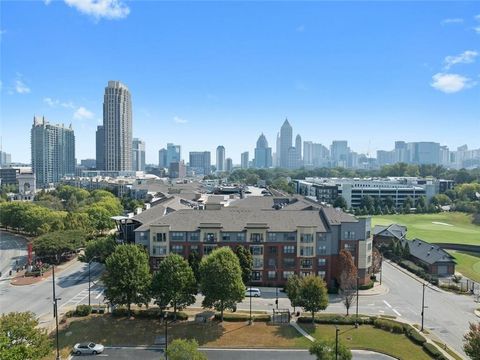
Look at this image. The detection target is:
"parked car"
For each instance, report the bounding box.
[245,288,261,297]
[73,342,105,355]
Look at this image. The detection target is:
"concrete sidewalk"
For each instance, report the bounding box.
[10,256,80,286]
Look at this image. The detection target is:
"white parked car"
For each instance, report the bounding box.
[73,342,105,355]
[245,288,261,297]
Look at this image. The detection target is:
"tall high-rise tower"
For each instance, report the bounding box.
[295,134,302,167]
[279,119,292,168]
[103,81,132,172]
[95,125,105,170]
[31,116,75,187]
[132,138,146,171]
[254,133,272,168]
[216,145,225,172]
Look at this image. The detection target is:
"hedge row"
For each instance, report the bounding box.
[111,307,188,320]
[298,314,374,325]
[358,280,374,290]
[422,342,448,360]
[214,313,270,322]
[373,318,404,333]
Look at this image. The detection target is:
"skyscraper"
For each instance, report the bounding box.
[241,151,249,169]
[158,148,167,168]
[275,132,280,167]
[95,125,105,170]
[166,143,181,167]
[216,145,225,172]
[132,138,146,171]
[254,133,272,168]
[225,158,233,173]
[0,151,11,168]
[103,81,132,171]
[330,141,349,167]
[295,134,302,166]
[279,119,292,168]
[31,116,75,187]
[189,151,211,175]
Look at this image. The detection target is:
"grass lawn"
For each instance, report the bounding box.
[372,212,480,245]
[300,323,432,360]
[447,251,480,282]
[46,314,309,359]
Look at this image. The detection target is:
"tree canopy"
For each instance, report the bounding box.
[165,339,207,360]
[0,312,51,360]
[199,247,245,321]
[299,275,329,323]
[285,274,303,311]
[102,244,152,316]
[81,236,117,263]
[309,339,352,360]
[234,245,253,285]
[32,230,87,263]
[463,322,480,360]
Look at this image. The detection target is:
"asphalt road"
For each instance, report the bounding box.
[0,230,28,277]
[75,347,394,360]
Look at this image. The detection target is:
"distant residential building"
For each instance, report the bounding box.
[166,143,181,167]
[132,138,146,171]
[303,141,329,168]
[31,116,75,187]
[0,168,20,186]
[216,145,225,172]
[80,159,96,169]
[254,133,272,169]
[169,160,186,179]
[95,125,105,170]
[241,151,249,169]
[286,147,298,169]
[0,151,12,168]
[376,150,395,166]
[407,142,440,165]
[158,148,168,169]
[279,119,293,168]
[189,151,211,176]
[225,158,233,173]
[330,141,349,168]
[103,81,132,172]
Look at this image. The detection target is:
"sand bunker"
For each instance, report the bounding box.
[432,221,453,227]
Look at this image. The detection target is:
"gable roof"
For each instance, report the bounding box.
[403,238,455,265]
[373,224,407,240]
[321,207,358,225]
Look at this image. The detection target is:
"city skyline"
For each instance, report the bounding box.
[1,1,480,164]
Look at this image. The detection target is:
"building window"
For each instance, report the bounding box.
[267,258,276,267]
[188,232,200,241]
[301,271,311,277]
[368,242,372,250]
[318,258,326,267]
[317,271,326,279]
[250,233,263,243]
[204,233,216,242]
[344,243,357,252]
[190,245,199,252]
[283,258,295,268]
[237,232,246,241]
[283,271,294,279]
[268,271,277,280]
[250,245,263,256]
[171,232,185,241]
[152,246,167,256]
[344,231,355,240]
[155,233,166,242]
[269,246,277,254]
[300,246,314,256]
[171,245,183,254]
[300,259,313,268]
[300,234,313,243]
[367,255,372,263]
[252,271,262,281]
[318,245,327,255]
[283,245,295,254]
[222,232,231,241]
[203,244,216,255]
[253,258,264,269]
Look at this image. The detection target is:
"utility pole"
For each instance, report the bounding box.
[249,272,252,325]
[52,265,61,360]
[335,325,339,360]
[421,282,426,332]
[355,276,359,328]
[379,255,383,285]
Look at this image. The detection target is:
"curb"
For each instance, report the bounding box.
[384,260,443,293]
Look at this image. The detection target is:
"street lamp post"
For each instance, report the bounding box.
[164,312,168,360]
[88,256,100,307]
[421,282,426,332]
[249,272,253,325]
[52,264,61,360]
[273,264,278,310]
[355,276,359,328]
[335,325,339,360]
[379,255,383,285]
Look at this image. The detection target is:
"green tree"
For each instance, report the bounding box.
[360,196,374,210]
[299,275,329,323]
[463,322,480,360]
[333,196,348,210]
[188,251,202,284]
[82,237,117,263]
[102,244,152,316]
[33,230,87,263]
[165,339,207,360]
[285,274,302,312]
[151,254,196,319]
[234,245,253,285]
[309,339,352,360]
[199,247,245,321]
[0,312,51,360]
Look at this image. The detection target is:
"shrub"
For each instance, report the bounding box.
[298,314,373,325]
[111,307,188,320]
[422,342,447,359]
[65,310,75,318]
[214,313,270,322]
[75,305,92,317]
[405,327,427,345]
[373,318,404,333]
[358,280,374,290]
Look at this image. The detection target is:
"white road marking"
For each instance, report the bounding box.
[95,289,104,299]
[378,310,385,313]
[383,300,392,309]
[393,309,402,317]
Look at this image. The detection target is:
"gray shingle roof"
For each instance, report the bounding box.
[321,207,358,225]
[147,208,328,232]
[373,224,407,240]
[403,238,455,265]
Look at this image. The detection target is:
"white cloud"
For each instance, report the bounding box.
[74,106,95,120]
[431,73,475,93]
[64,0,130,20]
[475,26,480,34]
[44,0,52,5]
[441,18,464,25]
[173,116,188,124]
[15,79,31,94]
[44,97,59,107]
[476,14,480,21]
[44,97,76,109]
[444,50,478,69]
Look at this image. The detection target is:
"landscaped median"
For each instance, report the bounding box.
[297,314,452,360]
[44,308,457,360]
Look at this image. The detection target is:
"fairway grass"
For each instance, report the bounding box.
[448,251,480,282]
[372,212,480,245]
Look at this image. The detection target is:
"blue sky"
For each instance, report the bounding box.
[1,0,479,164]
